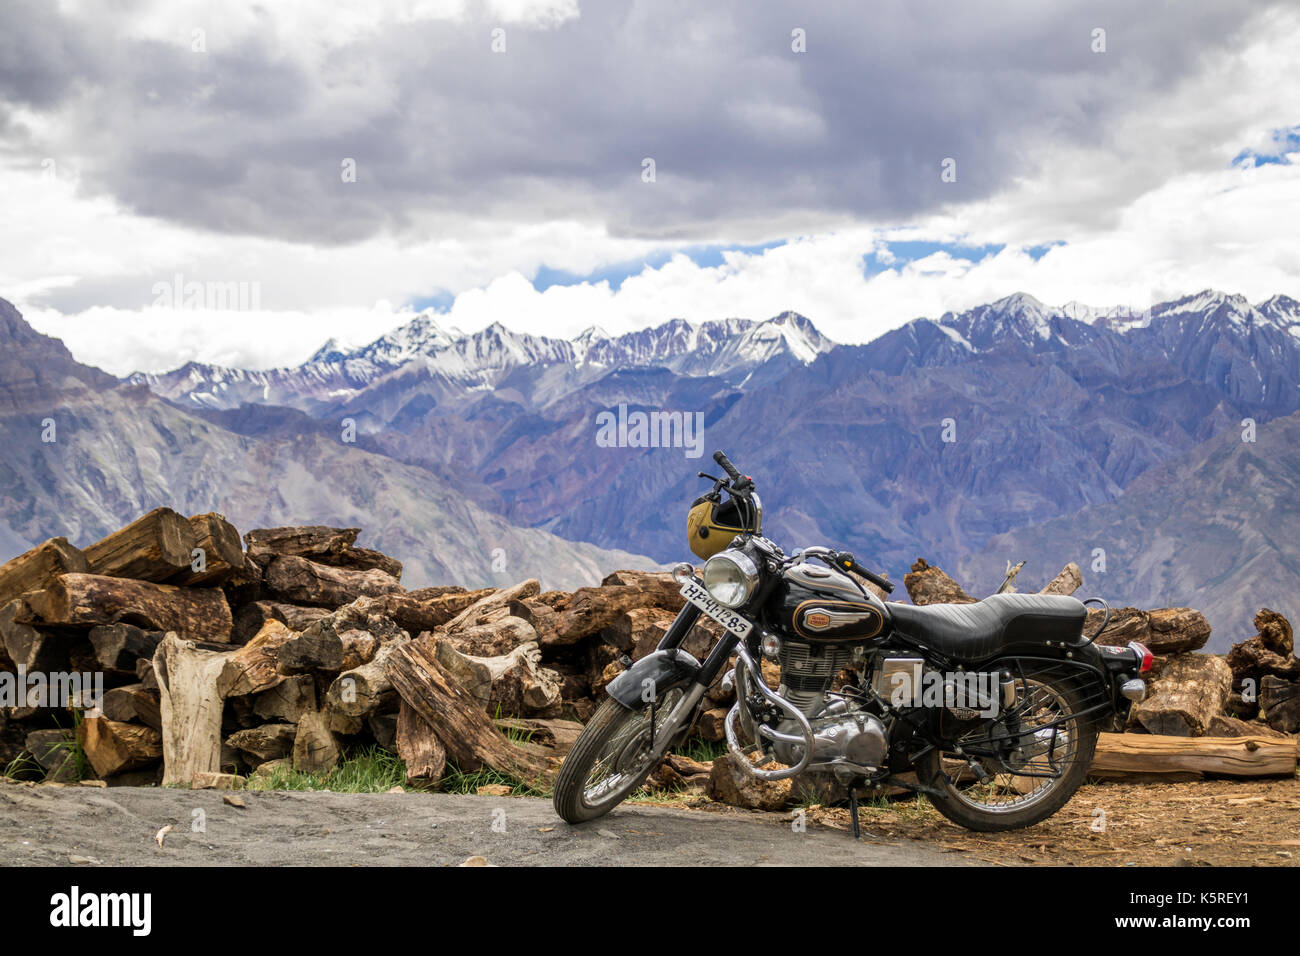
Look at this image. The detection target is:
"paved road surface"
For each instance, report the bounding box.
[0,784,969,866]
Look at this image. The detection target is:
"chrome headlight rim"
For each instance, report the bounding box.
[702,549,760,608]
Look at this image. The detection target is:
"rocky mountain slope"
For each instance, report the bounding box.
[0,299,654,589]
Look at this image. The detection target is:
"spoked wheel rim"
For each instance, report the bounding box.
[936,676,1080,815]
[581,689,683,808]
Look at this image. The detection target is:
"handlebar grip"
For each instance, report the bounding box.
[713,450,742,481]
[835,551,895,594]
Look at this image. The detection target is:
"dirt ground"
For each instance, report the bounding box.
[667,777,1300,867]
[2,774,1296,867]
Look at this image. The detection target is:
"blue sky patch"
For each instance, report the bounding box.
[1233,125,1300,167]
[529,239,787,292]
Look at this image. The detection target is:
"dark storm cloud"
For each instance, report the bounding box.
[0,0,1273,244]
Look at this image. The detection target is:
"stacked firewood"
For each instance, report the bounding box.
[0,510,704,789]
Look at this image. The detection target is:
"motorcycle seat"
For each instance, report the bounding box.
[887,593,1087,660]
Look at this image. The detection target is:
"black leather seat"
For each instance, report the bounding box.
[887,593,1087,660]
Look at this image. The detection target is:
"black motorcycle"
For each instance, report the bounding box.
[553,451,1153,833]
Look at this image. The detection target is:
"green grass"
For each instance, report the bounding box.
[244,746,409,793]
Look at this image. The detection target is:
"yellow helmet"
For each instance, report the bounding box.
[687,496,748,559]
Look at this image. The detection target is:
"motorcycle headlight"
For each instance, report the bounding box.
[702,549,760,608]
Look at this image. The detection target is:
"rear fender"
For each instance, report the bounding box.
[605,649,702,709]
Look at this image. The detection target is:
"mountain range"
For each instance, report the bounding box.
[5,289,1299,650]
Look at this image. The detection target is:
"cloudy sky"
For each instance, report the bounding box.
[1,0,1298,374]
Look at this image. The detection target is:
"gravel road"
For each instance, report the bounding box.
[0,783,968,867]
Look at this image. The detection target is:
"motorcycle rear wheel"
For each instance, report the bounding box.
[918,672,1098,832]
[553,691,682,824]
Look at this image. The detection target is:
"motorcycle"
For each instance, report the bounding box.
[553,451,1154,833]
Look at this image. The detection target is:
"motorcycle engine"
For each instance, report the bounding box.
[768,640,887,772]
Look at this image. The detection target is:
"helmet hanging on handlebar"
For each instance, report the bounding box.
[687,495,748,559]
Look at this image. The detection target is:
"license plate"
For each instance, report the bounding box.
[679,580,753,637]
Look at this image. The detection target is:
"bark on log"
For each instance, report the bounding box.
[1227,609,1300,687]
[0,599,72,672]
[170,513,244,586]
[374,587,493,634]
[274,604,331,631]
[36,574,232,643]
[264,555,402,608]
[339,630,379,671]
[324,546,403,580]
[275,618,344,673]
[252,674,316,724]
[0,537,87,607]
[244,525,359,566]
[1091,607,1212,656]
[100,684,162,731]
[1206,714,1290,739]
[1091,732,1296,778]
[440,616,539,657]
[537,584,659,646]
[87,623,164,673]
[77,716,162,778]
[599,570,687,610]
[293,709,340,772]
[432,638,562,717]
[83,507,197,582]
[903,559,976,606]
[385,639,553,782]
[1133,653,1232,736]
[220,620,296,696]
[440,580,540,634]
[395,700,445,786]
[1259,675,1300,734]
[152,634,230,785]
[601,606,677,658]
[226,724,296,764]
[325,634,410,718]
[1040,562,1083,596]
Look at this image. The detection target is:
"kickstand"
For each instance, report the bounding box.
[849,788,861,840]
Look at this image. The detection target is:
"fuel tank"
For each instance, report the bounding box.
[773,561,892,643]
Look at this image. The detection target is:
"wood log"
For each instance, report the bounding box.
[24,728,78,777]
[324,546,403,580]
[601,607,677,658]
[395,700,445,786]
[492,717,583,759]
[540,584,659,646]
[220,620,295,696]
[274,603,331,631]
[87,623,164,673]
[264,555,402,608]
[1091,732,1296,779]
[100,683,162,731]
[0,537,88,607]
[226,723,296,763]
[385,639,553,782]
[442,579,538,633]
[339,630,379,671]
[373,587,493,634]
[508,598,564,637]
[432,638,562,717]
[369,711,398,751]
[293,710,340,772]
[1091,607,1211,655]
[170,512,244,586]
[1040,562,1083,596]
[252,674,316,723]
[325,634,409,718]
[1133,652,1232,736]
[244,525,359,566]
[36,574,232,643]
[1259,675,1300,734]
[275,618,344,673]
[0,599,71,672]
[230,601,284,645]
[903,559,975,606]
[441,616,539,657]
[77,716,162,778]
[1227,609,1300,686]
[1206,714,1290,739]
[83,507,196,582]
[152,634,230,785]
[599,570,687,611]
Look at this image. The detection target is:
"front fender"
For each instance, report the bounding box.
[605,649,702,709]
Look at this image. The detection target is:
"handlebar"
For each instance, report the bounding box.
[834,550,896,594]
[713,450,753,493]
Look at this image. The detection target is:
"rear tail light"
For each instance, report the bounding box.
[1130,641,1154,673]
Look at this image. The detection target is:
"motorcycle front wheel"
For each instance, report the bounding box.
[918,671,1099,832]
[553,689,684,824]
